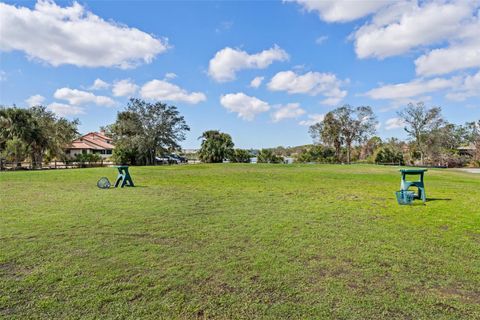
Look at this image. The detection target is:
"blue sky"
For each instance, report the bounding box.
[0,0,479,149]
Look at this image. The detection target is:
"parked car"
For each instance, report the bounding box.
[169,154,187,163]
[155,154,187,165]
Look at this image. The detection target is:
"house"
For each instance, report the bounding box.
[458,143,476,156]
[66,131,114,159]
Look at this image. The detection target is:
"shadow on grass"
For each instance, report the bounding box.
[426,198,452,202]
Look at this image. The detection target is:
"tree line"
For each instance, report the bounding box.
[307,102,479,167]
[1,99,479,168]
[0,106,78,168]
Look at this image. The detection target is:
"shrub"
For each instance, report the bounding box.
[375,147,404,165]
[230,149,251,163]
[257,149,283,163]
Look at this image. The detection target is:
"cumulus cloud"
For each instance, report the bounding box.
[47,102,85,117]
[288,0,389,22]
[364,77,460,100]
[220,93,270,121]
[54,88,115,106]
[25,94,45,107]
[208,45,288,82]
[90,78,110,90]
[385,117,405,130]
[112,79,138,97]
[140,79,206,104]
[299,114,325,126]
[271,103,305,122]
[446,70,480,101]
[415,23,480,76]
[250,76,264,88]
[0,1,169,68]
[267,70,347,106]
[353,1,473,59]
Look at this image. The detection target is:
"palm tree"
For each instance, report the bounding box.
[198,130,234,163]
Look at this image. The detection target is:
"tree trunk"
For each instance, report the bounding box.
[346,140,352,164]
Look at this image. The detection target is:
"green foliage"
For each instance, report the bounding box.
[230,149,251,163]
[310,105,377,163]
[0,106,79,167]
[374,146,404,165]
[1,136,27,164]
[74,153,102,163]
[198,130,234,163]
[107,98,190,165]
[111,141,139,165]
[397,102,444,164]
[295,145,336,163]
[257,149,284,163]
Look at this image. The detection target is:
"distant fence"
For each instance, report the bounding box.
[0,160,114,171]
[0,158,203,171]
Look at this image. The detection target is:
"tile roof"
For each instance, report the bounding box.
[67,132,115,150]
[69,140,102,150]
[82,136,114,149]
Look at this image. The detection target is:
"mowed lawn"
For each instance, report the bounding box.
[1,164,479,319]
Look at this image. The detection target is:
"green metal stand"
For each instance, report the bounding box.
[114,166,134,188]
[400,169,427,203]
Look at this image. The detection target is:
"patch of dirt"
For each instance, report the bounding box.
[437,287,480,304]
[467,232,480,243]
[336,194,361,201]
[0,261,31,280]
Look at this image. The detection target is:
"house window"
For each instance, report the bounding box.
[106,150,112,155]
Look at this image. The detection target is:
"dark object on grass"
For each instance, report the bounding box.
[396,190,415,205]
[114,166,134,188]
[97,177,111,189]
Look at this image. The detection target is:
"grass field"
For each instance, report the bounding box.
[1,164,480,319]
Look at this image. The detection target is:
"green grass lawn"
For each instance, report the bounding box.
[1,164,479,319]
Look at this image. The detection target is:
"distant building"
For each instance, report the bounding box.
[66,131,114,158]
[458,144,476,156]
[182,149,199,154]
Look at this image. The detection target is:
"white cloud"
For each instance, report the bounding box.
[385,117,405,130]
[446,70,480,101]
[378,96,432,112]
[208,45,288,82]
[140,79,206,104]
[220,93,270,121]
[353,1,474,59]
[165,72,177,80]
[25,94,45,107]
[289,0,389,22]
[47,102,84,117]
[90,78,110,90]
[112,79,138,97]
[271,103,305,122]
[0,1,169,68]
[299,114,325,126]
[365,77,460,100]
[250,76,264,88]
[415,34,480,76]
[54,88,115,106]
[267,70,347,106]
[315,35,328,45]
